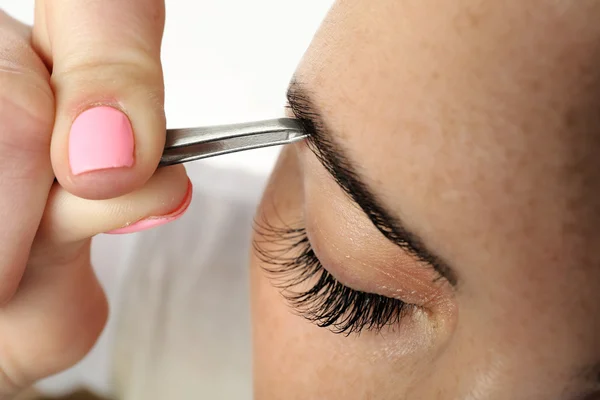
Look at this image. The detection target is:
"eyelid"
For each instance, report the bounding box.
[306,205,451,310]
[302,150,454,310]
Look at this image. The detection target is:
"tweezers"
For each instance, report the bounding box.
[160,118,307,167]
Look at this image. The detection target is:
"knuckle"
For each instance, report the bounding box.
[0,19,54,176]
[0,88,53,179]
[52,47,163,89]
[0,13,45,77]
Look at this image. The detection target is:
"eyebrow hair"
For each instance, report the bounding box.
[286,80,458,286]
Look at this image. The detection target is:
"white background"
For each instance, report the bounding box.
[0,0,333,176]
[0,0,334,395]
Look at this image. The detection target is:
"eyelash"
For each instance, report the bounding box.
[253,219,411,336]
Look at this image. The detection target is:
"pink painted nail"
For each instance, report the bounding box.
[69,106,135,175]
[106,180,193,235]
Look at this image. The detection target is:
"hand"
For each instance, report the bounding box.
[0,1,189,396]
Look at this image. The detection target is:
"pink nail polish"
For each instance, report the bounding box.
[69,106,135,175]
[106,180,193,235]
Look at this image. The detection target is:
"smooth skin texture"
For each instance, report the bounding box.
[252,1,600,399]
[0,1,188,397]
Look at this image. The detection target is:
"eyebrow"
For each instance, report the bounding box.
[286,80,458,286]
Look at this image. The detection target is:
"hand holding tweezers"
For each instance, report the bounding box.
[160,118,307,167]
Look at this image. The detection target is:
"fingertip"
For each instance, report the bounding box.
[46,0,169,201]
[57,169,148,200]
[69,106,135,176]
[41,164,189,245]
[106,177,192,234]
[53,103,165,200]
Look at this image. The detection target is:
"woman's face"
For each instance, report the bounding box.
[251,1,600,398]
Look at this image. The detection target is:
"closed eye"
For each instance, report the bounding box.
[253,217,412,336]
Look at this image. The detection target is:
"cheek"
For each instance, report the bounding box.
[251,147,343,397]
[251,250,344,398]
[251,245,419,399]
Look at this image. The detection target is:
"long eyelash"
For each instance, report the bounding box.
[253,218,410,336]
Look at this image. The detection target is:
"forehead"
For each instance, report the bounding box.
[295,0,600,361]
[297,0,600,270]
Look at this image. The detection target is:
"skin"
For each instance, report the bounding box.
[252,1,600,399]
[2,0,600,399]
[0,1,188,398]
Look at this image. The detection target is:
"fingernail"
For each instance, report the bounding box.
[69,106,135,175]
[106,180,193,235]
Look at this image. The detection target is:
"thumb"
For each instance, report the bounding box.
[33,0,178,200]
